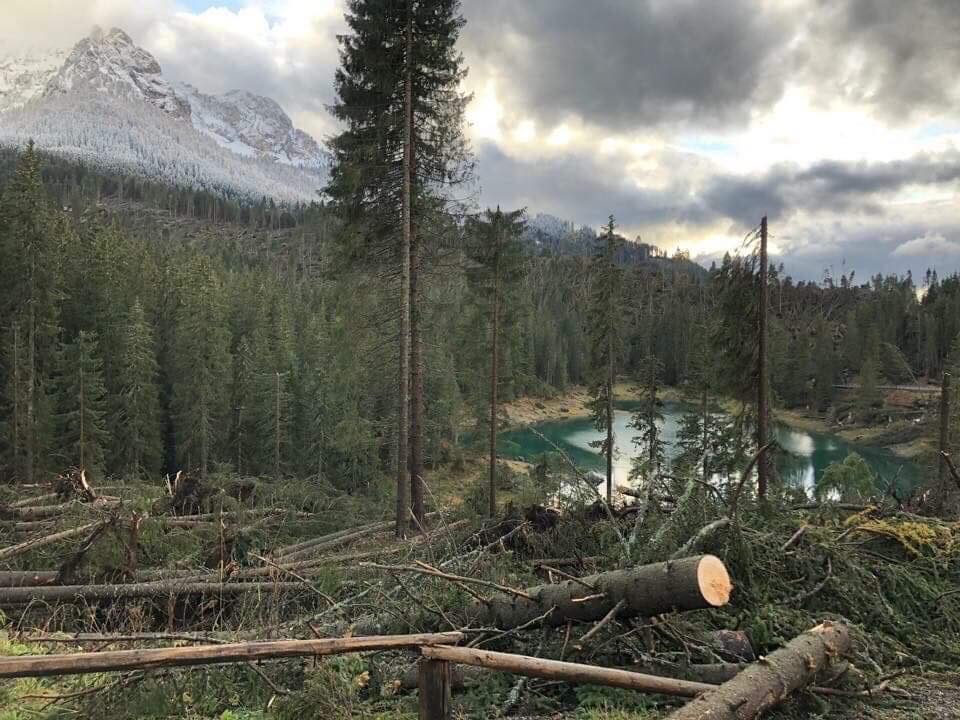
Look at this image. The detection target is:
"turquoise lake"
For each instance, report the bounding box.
[495,400,922,494]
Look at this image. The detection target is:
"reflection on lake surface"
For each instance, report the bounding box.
[495,400,920,494]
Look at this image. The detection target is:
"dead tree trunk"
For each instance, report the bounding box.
[939,372,952,505]
[0,632,463,679]
[757,215,770,499]
[488,214,502,518]
[0,520,106,562]
[467,555,731,629]
[395,0,414,539]
[665,622,850,720]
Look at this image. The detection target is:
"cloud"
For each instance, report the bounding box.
[701,152,960,226]
[459,0,792,131]
[144,2,345,138]
[474,142,715,231]
[892,232,960,258]
[799,0,960,121]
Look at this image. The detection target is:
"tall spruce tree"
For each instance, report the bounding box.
[328,0,472,532]
[170,259,231,478]
[56,330,110,476]
[587,217,623,503]
[0,142,63,482]
[112,300,162,478]
[465,207,526,517]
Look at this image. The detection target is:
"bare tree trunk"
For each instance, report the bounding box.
[274,371,281,479]
[488,216,501,518]
[757,216,769,499]
[396,2,414,538]
[12,324,21,481]
[26,299,36,484]
[666,623,850,720]
[79,361,85,470]
[409,192,425,526]
[939,372,952,505]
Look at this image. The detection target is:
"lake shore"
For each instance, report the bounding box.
[503,386,933,461]
[502,382,683,427]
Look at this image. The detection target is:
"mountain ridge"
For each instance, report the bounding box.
[0,26,326,202]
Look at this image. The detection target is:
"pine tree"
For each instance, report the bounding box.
[630,354,665,482]
[328,0,473,533]
[587,217,623,503]
[465,207,526,516]
[0,141,63,482]
[112,300,162,478]
[56,330,110,477]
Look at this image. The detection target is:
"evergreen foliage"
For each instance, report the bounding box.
[587,217,623,502]
[55,330,110,476]
[112,300,163,478]
[816,452,875,501]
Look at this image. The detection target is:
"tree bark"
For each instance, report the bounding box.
[395,0,414,539]
[939,372,952,505]
[0,580,314,605]
[665,622,850,720]
[418,658,451,720]
[757,215,770,499]
[0,632,463,679]
[489,213,502,518]
[467,555,731,630]
[0,520,105,562]
[420,646,714,698]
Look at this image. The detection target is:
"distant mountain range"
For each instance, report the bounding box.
[0,27,326,203]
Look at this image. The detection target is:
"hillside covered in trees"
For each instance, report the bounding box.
[1,1,960,719]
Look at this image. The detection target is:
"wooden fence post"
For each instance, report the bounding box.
[418,658,450,720]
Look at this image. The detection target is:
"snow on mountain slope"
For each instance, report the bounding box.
[0,50,65,112]
[42,27,191,119]
[0,91,322,204]
[175,83,325,169]
[0,27,327,202]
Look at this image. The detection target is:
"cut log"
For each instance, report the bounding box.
[468,554,731,630]
[0,632,463,679]
[665,622,850,720]
[420,646,715,698]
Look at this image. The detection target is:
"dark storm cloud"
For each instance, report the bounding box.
[702,152,960,226]
[801,0,960,120]
[459,0,792,129]
[474,143,712,230]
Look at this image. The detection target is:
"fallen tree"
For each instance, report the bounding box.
[0,579,315,604]
[665,622,851,720]
[0,520,108,562]
[420,645,715,698]
[0,632,463,679]
[467,554,731,629]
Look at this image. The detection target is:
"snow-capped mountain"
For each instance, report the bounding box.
[0,27,326,202]
[175,83,325,170]
[0,49,64,112]
[42,27,191,120]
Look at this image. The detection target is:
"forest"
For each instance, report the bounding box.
[1,0,960,718]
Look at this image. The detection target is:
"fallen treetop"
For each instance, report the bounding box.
[0,632,464,679]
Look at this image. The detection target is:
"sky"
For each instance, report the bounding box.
[3,0,960,281]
